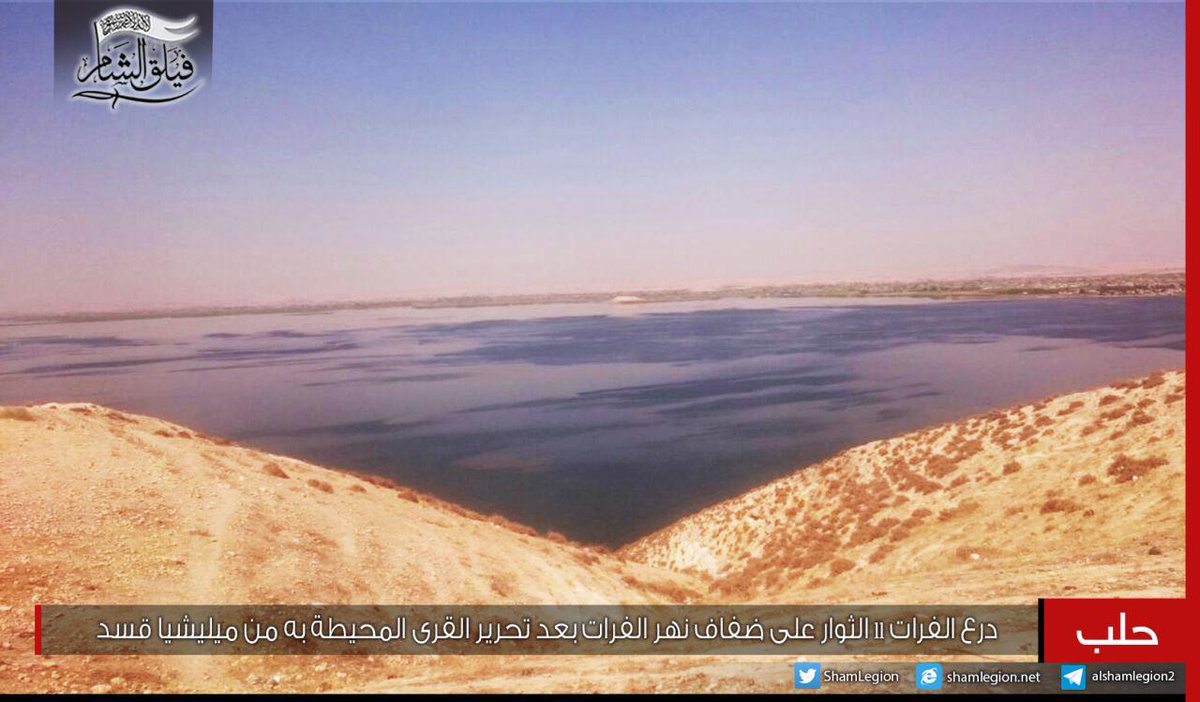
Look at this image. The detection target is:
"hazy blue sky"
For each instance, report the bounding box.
[0,1,1185,312]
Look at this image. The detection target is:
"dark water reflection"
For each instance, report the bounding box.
[0,295,1184,545]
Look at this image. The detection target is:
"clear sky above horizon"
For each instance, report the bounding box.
[0,1,1185,313]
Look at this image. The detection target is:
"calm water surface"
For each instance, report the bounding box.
[0,295,1184,545]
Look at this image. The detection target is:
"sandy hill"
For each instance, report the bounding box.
[0,402,699,605]
[0,403,702,692]
[622,371,1185,604]
[0,370,1185,692]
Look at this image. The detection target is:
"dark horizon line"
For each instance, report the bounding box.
[0,268,1185,327]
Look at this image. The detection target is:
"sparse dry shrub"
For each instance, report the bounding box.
[1002,460,1021,475]
[644,580,700,603]
[1098,394,1123,406]
[490,574,514,597]
[1137,398,1156,409]
[867,544,894,564]
[1057,400,1084,417]
[573,550,601,566]
[343,470,403,491]
[773,524,842,572]
[1034,415,1054,427]
[396,487,421,503]
[759,568,782,589]
[848,517,900,547]
[1004,505,1024,516]
[937,500,979,522]
[953,546,982,561]
[348,483,366,493]
[1141,372,1167,389]
[1040,498,1081,514]
[925,454,959,478]
[154,429,173,437]
[948,437,985,461]
[1126,410,1154,428]
[910,507,932,519]
[262,462,290,479]
[893,464,942,494]
[304,529,338,550]
[1106,454,1168,483]
[828,558,855,576]
[714,577,752,598]
[306,478,334,493]
[1100,404,1134,422]
[1077,474,1097,486]
[1164,392,1184,404]
[949,475,969,488]
[69,406,93,415]
[482,514,538,537]
[1110,379,1140,390]
[0,407,35,421]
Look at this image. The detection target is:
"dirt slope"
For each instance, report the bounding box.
[0,403,700,692]
[622,371,1185,604]
[0,370,1184,692]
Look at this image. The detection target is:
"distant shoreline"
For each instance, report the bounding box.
[2,270,1183,326]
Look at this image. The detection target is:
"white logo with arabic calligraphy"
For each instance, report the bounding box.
[74,6,201,108]
[1076,611,1158,654]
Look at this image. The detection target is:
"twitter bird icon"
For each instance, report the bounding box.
[794,662,821,689]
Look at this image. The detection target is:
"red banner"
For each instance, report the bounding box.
[1041,598,1187,663]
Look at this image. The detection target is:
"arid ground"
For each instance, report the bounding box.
[0,371,1184,692]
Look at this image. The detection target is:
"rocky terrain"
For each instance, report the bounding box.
[624,372,1185,605]
[0,370,1184,692]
